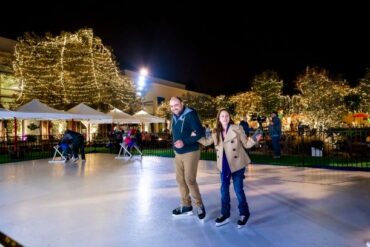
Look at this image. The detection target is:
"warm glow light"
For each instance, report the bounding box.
[139,68,148,76]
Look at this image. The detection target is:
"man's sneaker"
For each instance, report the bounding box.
[237,214,250,228]
[172,205,193,216]
[215,215,230,227]
[196,205,206,220]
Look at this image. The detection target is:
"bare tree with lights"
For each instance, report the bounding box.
[181,93,217,122]
[357,68,370,113]
[296,67,350,128]
[156,100,171,120]
[13,29,138,111]
[229,91,261,120]
[156,94,217,124]
[251,70,284,115]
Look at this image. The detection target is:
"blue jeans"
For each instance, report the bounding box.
[220,168,250,216]
[271,136,281,156]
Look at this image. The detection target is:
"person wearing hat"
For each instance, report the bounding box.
[268,111,282,158]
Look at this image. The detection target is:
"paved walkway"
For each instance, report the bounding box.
[0,153,369,247]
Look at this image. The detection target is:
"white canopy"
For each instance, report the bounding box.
[15,99,76,120]
[88,108,140,124]
[1,107,54,120]
[110,108,131,119]
[108,108,141,123]
[0,108,16,119]
[67,103,111,120]
[133,110,166,123]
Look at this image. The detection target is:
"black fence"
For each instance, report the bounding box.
[0,128,369,170]
[249,128,369,170]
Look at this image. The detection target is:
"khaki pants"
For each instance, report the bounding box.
[174,150,203,207]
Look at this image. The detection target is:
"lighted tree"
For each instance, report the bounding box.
[214,95,235,115]
[251,70,283,115]
[181,93,217,122]
[357,68,370,113]
[296,67,350,128]
[279,95,296,115]
[156,100,171,120]
[291,95,304,114]
[116,75,140,114]
[344,93,362,113]
[229,91,261,119]
[155,94,217,123]
[0,73,19,109]
[13,29,138,111]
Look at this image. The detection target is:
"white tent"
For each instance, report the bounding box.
[9,100,76,152]
[109,108,131,119]
[67,103,111,121]
[133,110,165,123]
[1,108,54,120]
[67,103,112,142]
[0,108,16,119]
[109,108,141,123]
[89,108,141,124]
[16,99,76,120]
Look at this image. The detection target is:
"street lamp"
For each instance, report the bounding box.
[139,68,148,77]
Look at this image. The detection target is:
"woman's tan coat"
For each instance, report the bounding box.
[198,124,256,173]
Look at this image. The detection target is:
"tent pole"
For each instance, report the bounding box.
[13,117,17,152]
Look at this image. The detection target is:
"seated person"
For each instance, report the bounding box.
[58,142,72,160]
[62,130,86,161]
[124,128,139,151]
[113,127,124,151]
[135,129,142,149]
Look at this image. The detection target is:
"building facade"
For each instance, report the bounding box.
[0,36,19,109]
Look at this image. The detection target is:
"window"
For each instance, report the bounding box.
[157,96,165,105]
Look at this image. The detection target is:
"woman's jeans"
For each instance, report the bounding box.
[220,168,250,217]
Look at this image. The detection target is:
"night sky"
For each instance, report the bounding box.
[1,2,369,96]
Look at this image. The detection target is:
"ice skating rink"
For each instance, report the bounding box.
[1,153,369,247]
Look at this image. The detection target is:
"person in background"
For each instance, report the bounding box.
[196,108,262,228]
[61,129,85,161]
[59,140,72,160]
[203,124,213,152]
[205,124,211,138]
[124,127,137,151]
[239,114,250,137]
[170,96,206,220]
[134,128,142,151]
[114,126,124,152]
[268,111,282,158]
[240,114,251,154]
[298,121,304,136]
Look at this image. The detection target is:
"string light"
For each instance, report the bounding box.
[296,68,350,128]
[13,28,139,111]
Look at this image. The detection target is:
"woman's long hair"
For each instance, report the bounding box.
[215,108,234,145]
